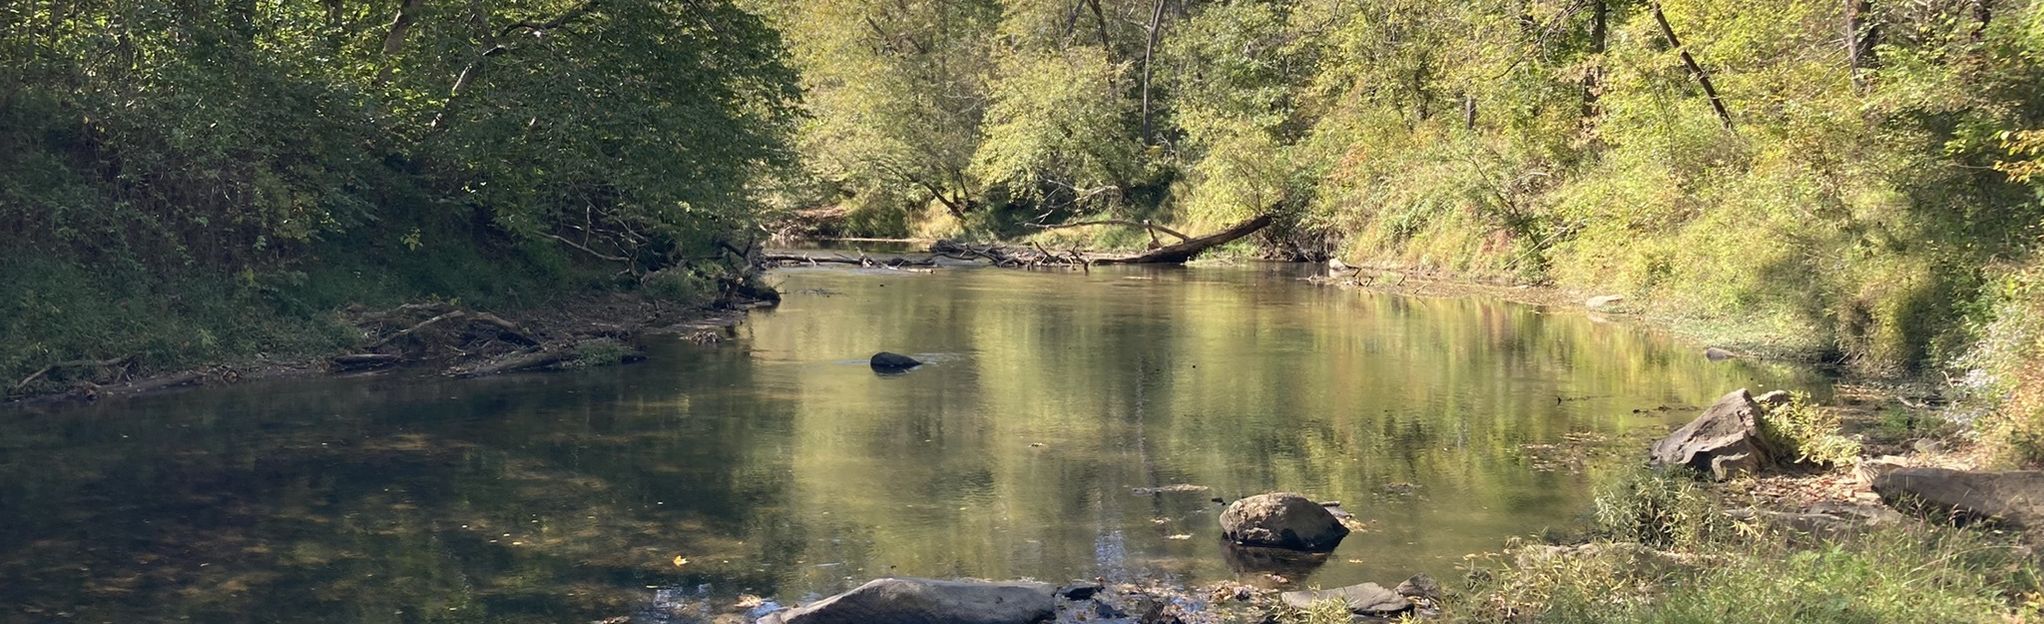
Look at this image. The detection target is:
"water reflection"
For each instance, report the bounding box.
[0,263,1822,622]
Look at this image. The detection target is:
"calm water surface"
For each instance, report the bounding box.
[0,263,1823,622]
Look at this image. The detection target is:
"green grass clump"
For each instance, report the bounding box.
[1457,525,2039,623]
[1759,393,1864,467]
[1589,469,1731,550]
[1450,467,2043,623]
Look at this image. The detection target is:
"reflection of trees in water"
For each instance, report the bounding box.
[0,267,1828,622]
[0,350,805,623]
[747,268,1822,589]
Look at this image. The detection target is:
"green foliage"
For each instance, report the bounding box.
[0,0,799,383]
[759,0,2044,371]
[1589,468,1731,550]
[1759,393,1864,466]
[642,268,718,308]
[971,46,1138,207]
[1958,258,2044,466]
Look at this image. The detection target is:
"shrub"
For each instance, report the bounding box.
[1759,393,1864,467]
[1958,259,2044,466]
[1589,468,1731,550]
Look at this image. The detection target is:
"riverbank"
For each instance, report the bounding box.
[2,287,765,408]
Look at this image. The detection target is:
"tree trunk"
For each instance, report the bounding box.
[1651,2,1734,130]
[1463,93,1477,130]
[1846,0,1879,90]
[375,0,425,84]
[1139,0,1166,145]
[1086,0,1112,56]
[1092,214,1274,265]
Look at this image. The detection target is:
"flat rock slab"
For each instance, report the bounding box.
[1649,388,1781,480]
[1873,467,2044,528]
[758,578,1054,624]
[1280,582,1412,615]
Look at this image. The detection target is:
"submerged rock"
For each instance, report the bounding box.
[1649,389,1783,480]
[757,577,1053,624]
[869,352,922,372]
[1218,541,1332,578]
[1279,582,1412,615]
[1219,492,1351,552]
[1872,467,2044,528]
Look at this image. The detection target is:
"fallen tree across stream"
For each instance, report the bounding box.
[935,213,1275,268]
[1088,213,1273,265]
[759,213,1274,272]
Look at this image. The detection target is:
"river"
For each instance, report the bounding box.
[0,262,1822,622]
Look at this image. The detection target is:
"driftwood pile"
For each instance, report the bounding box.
[759,251,935,270]
[335,302,641,378]
[931,240,1091,269]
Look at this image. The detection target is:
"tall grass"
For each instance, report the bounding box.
[1449,469,2042,623]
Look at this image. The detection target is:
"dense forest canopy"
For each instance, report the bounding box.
[753,0,2044,372]
[0,0,799,378]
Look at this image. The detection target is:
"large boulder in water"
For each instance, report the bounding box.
[1649,389,1783,480]
[757,578,1054,624]
[1872,467,2044,528]
[869,352,922,372]
[1219,492,1350,552]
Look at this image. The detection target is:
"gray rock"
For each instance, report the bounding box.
[1872,467,2044,528]
[1280,583,1412,615]
[758,578,1053,624]
[1704,347,1736,361]
[869,352,922,371]
[1649,389,1783,480]
[1754,390,1791,409]
[1394,574,1442,600]
[1219,492,1351,552]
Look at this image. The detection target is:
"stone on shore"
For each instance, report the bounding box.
[757,577,1054,624]
[1279,582,1412,616]
[1872,467,2044,528]
[1219,492,1351,552]
[1649,389,1782,480]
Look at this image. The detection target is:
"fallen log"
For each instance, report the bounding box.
[1091,214,1274,265]
[12,355,137,395]
[1024,219,1192,243]
[331,353,405,371]
[759,253,937,268]
[448,349,576,378]
[929,240,1084,268]
[364,310,536,351]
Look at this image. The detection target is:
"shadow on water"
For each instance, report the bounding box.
[0,263,1827,622]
